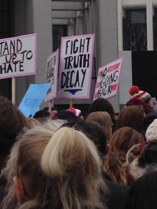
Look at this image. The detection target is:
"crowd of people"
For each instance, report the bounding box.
[1,85,157,209]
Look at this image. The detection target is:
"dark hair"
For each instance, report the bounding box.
[87,98,115,122]
[138,141,157,167]
[143,112,157,132]
[0,96,28,169]
[127,171,157,209]
[115,105,144,134]
[62,119,107,157]
[0,96,27,154]
[53,110,77,123]
[33,109,50,119]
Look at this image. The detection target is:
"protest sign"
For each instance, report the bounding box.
[0,33,37,79]
[44,49,59,103]
[19,83,51,117]
[93,57,123,100]
[58,34,95,99]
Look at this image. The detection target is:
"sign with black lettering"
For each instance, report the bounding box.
[44,49,59,102]
[93,57,123,100]
[0,33,37,79]
[58,34,95,99]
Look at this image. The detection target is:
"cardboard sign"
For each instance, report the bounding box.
[19,83,51,117]
[93,57,123,100]
[44,49,59,103]
[58,34,95,99]
[0,33,37,79]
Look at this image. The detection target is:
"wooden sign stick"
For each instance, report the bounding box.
[12,77,16,105]
[69,99,73,110]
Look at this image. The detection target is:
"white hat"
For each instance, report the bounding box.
[145,119,157,142]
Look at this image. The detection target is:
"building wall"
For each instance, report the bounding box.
[95,0,119,111]
[13,0,52,105]
[52,0,120,111]
[12,0,136,112]
[6,0,157,111]
[118,0,157,107]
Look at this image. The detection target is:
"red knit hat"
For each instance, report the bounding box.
[126,97,148,114]
[129,86,151,103]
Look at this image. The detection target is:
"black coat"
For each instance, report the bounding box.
[103,173,129,209]
[0,177,6,203]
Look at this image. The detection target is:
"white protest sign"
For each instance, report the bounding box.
[44,49,59,103]
[58,34,95,99]
[0,33,37,79]
[93,57,123,100]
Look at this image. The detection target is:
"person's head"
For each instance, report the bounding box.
[62,119,108,159]
[127,141,157,182]
[66,107,84,119]
[127,171,157,209]
[53,110,77,123]
[126,97,149,114]
[128,85,152,105]
[145,118,157,142]
[143,112,157,134]
[1,120,64,209]
[33,108,50,123]
[26,117,41,128]
[86,111,112,141]
[109,127,144,163]
[2,121,107,209]
[0,96,28,168]
[87,98,115,123]
[103,152,127,185]
[115,105,145,134]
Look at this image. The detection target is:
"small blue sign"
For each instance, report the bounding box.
[19,83,51,117]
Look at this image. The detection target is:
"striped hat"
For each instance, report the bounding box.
[129,86,151,103]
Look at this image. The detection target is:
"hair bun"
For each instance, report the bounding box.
[129,86,140,95]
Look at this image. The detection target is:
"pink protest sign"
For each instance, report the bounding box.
[44,49,59,103]
[0,33,37,79]
[93,57,123,100]
[58,34,95,99]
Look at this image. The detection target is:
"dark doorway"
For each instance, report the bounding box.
[132,51,157,99]
[0,0,14,99]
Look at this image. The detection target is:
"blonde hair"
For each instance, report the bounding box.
[1,122,107,209]
[86,111,112,141]
[26,117,41,128]
[1,120,64,209]
[103,152,127,185]
[41,127,107,209]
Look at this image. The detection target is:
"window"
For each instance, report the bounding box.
[53,25,67,51]
[123,9,147,50]
[153,8,157,50]
[0,0,11,98]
